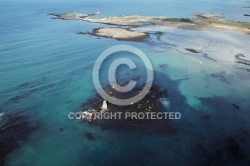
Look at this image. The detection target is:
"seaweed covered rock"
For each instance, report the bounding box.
[0,112,37,165]
[82,82,178,135]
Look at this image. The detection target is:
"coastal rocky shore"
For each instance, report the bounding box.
[50,12,250,41]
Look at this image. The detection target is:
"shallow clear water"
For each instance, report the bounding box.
[0,0,250,165]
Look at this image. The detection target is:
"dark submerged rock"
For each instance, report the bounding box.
[84,132,96,141]
[59,128,64,131]
[193,136,246,166]
[194,97,249,165]
[76,32,87,35]
[158,64,168,68]
[232,103,240,110]
[210,72,231,84]
[195,143,224,166]
[185,48,200,53]
[225,137,245,160]
[0,112,37,165]
[239,68,250,72]
[82,82,177,135]
[235,53,250,66]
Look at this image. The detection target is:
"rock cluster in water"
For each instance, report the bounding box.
[82,83,177,134]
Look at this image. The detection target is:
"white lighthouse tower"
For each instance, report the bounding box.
[101,100,108,111]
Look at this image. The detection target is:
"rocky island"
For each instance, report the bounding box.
[50,12,250,41]
[86,27,149,41]
[81,82,177,134]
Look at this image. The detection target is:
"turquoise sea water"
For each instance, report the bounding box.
[1,0,250,165]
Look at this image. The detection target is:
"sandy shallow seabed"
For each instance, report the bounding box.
[51,11,250,107]
[133,26,250,61]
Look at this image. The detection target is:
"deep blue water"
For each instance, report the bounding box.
[0,0,250,165]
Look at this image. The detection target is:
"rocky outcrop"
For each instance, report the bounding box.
[89,27,149,41]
